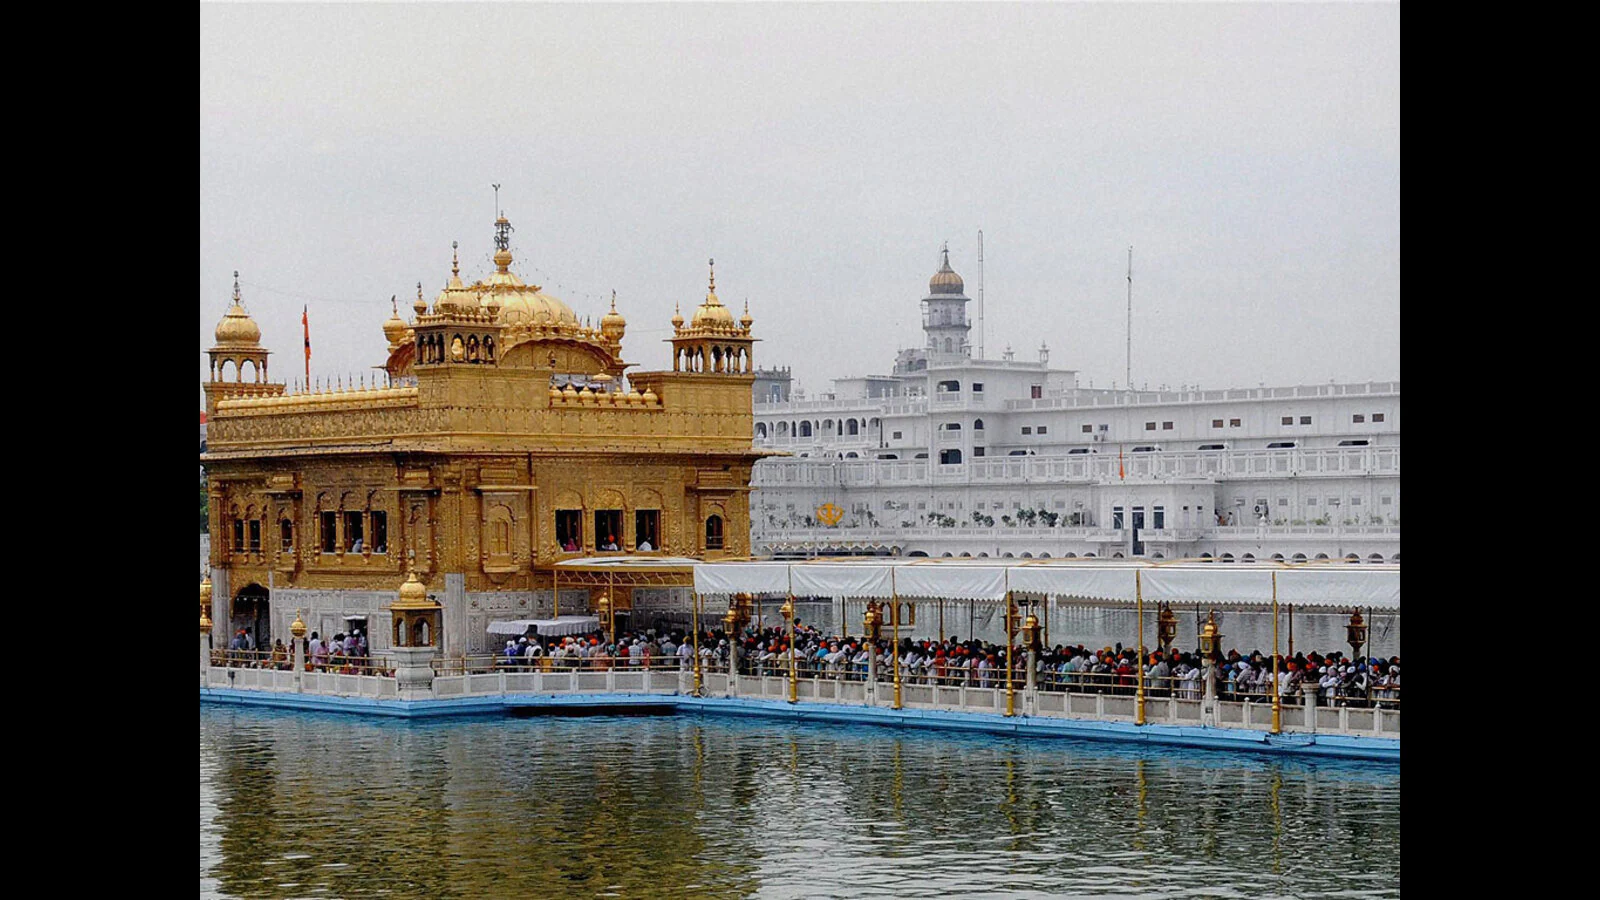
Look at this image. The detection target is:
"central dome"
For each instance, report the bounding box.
[474,231,579,328]
[214,272,262,346]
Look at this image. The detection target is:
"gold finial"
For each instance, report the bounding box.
[290,609,307,639]
[200,610,212,634]
[232,270,241,304]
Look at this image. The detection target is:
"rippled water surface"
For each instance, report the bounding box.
[200,706,1399,899]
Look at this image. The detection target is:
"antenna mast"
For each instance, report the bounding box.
[1126,245,1133,392]
[977,229,985,360]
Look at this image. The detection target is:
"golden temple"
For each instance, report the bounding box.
[202,212,763,654]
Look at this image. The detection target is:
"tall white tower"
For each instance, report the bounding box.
[922,243,971,360]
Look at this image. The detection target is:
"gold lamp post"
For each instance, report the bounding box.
[1198,610,1222,661]
[780,596,798,704]
[597,595,613,645]
[200,574,213,626]
[1346,608,1368,664]
[1157,602,1177,653]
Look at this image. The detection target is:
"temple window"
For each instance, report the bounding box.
[232,518,245,554]
[248,519,262,554]
[556,510,583,552]
[321,511,338,553]
[705,515,724,551]
[371,511,388,554]
[280,518,294,552]
[635,510,660,551]
[344,511,365,552]
[594,510,623,551]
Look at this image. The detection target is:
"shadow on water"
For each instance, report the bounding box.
[201,706,1398,899]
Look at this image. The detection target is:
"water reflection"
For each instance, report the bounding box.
[201,707,1398,899]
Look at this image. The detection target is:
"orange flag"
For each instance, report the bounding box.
[302,305,311,384]
[1118,446,1125,480]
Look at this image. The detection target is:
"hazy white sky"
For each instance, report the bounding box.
[200,2,1398,404]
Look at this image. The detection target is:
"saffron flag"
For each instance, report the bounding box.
[302,305,311,383]
[1119,447,1125,480]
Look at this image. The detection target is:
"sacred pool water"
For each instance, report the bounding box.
[200,706,1399,899]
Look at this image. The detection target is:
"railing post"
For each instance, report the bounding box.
[1024,648,1038,716]
[293,639,306,693]
[727,642,740,698]
[200,630,212,686]
[866,651,879,705]
[1302,678,1318,733]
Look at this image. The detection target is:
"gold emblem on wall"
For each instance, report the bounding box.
[816,503,844,526]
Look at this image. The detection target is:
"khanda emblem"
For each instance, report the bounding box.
[816,503,844,526]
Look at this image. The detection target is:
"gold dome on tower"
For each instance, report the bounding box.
[928,243,965,296]
[471,216,580,328]
[600,290,627,341]
[214,272,262,346]
[691,258,736,329]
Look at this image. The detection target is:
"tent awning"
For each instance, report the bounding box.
[692,559,1398,610]
[486,615,601,637]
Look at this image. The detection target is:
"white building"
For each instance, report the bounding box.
[751,249,1399,564]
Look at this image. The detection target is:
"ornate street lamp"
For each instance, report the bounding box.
[1346,608,1368,662]
[597,595,613,645]
[780,596,798,704]
[1157,602,1177,652]
[1198,610,1222,661]
[863,600,882,643]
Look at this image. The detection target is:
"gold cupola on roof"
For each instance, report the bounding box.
[690,258,736,330]
[433,242,477,314]
[740,299,753,329]
[214,271,263,346]
[600,290,627,342]
[928,243,965,295]
[382,295,408,347]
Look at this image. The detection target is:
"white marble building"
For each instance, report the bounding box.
[751,249,1399,563]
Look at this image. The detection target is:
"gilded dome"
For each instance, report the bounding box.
[382,297,408,345]
[600,291,626,340]
[214,272,262,346]
[396,571,431,608]
[475,240,579,328]
[929,244,965,295]
[691,258,735,329]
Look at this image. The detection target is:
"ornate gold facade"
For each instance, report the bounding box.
[202,214,765,651]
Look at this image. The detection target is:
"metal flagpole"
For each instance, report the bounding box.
[692,591,703,695]
[1005,587,1016,717]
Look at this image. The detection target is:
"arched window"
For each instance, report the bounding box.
[973,419,984,431]
[847,419,859,436]
[756,423,768,438]
[943,338,953,353]
[705,515,724,550]
[800,422,813,437]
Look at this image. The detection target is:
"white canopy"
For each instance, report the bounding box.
[486,615,602,637]
[693,559,1398,610]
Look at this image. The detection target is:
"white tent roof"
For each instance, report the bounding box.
[486,615,602,637]
[692,559,1398,610]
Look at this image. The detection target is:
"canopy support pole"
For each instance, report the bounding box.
[1135,569,1146,726]
[1271,571,1282,735]
[1005,590,1016,717]
[692,591,703,696]
[891,572,902,710]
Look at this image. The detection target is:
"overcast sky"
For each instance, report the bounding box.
[200,2,1398,405]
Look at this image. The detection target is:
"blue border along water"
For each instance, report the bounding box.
[199,687,1399,763]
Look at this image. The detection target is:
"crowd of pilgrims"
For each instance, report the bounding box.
[492,622,1399,707]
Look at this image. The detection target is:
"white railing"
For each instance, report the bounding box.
[203,665,1397,739]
